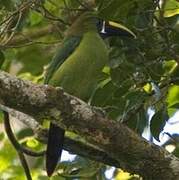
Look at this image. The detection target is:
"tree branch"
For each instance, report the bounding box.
[0,24,64,49]
[0,104,120,168]
[0,70,179,179]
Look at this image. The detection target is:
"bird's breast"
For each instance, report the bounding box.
[49,32,108,101]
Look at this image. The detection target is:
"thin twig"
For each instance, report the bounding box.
[3,111,45,156]
[3,111,32,180]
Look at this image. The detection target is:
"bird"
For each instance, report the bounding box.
[44,10,136,177]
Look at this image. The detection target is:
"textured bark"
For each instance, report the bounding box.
[0,70,179,179]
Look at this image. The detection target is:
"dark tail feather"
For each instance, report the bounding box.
[46,123,65,177]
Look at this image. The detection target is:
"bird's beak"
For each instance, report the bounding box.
[99,20,136,39]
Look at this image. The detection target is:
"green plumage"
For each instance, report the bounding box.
[45,11,108,177]
[44,36,81,84]
[45,11,135,177]
[48,32,108,100]
[45,12,108,101]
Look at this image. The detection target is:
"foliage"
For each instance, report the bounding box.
[1,0,179,179]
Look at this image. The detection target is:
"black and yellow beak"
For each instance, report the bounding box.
[97,20,136,39]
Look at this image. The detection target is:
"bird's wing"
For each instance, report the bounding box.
[44,36,82,84]
[44,36,82,177]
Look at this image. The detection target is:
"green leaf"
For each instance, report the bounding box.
[26,138,39,148]
[169,103,179,109]
[163,60,178,75]
[110,63,134,88]
[29,11,43,26]
[163,0,179,17]
[124,90,146,108]
[124,108,148,134]
[167,85,179,116]
[167,86,179,105]
[90,80,116,107]
[150,109,168,141]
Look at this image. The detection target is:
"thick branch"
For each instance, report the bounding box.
[0,105,120,167]
[0,71,179,179]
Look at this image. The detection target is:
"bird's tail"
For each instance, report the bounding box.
[46,123,65,177]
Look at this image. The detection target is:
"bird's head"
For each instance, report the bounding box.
[67,11,136,39]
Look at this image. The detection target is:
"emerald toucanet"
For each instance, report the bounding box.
[44,11,135,177]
